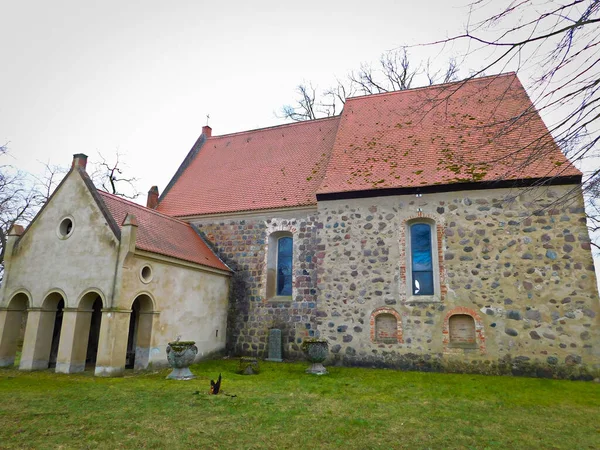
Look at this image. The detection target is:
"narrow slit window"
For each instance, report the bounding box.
[410,223,434,296]
[276,236,293,296]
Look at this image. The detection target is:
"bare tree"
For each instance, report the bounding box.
[420,0,600,246]
[0,148,140,274]
[425,57,460,85]
[90,151,140,200]
[281,84,319,121]
[0,145,43,271]
[281,47,460,121]
[35,162,67,203]
[587,182,600,250]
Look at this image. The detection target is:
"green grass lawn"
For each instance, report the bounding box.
[1,359,599,449]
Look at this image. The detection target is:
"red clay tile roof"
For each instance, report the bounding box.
[157,73,579,215]
[157,117,340,217]
[318,73,580,195]
[98,191,230,272]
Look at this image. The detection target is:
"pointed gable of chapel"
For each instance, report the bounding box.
[12,159,229,273]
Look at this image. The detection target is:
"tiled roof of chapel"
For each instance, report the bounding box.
[318,73,580,195]
[157,73,580,216]
[98,190,230,272]
[157,117,340,216]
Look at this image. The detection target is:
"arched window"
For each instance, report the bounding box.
[276,236,293,296]
[266,231,294,300]
[409,223,434,296]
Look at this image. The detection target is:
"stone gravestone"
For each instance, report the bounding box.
[266,328,283,362]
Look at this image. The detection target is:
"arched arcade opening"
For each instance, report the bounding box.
[126,294,154,370]
[0,292,29,367]
[19,291,65,371]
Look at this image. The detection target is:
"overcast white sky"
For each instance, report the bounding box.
[1,0,481,191]
[2,1,599,289]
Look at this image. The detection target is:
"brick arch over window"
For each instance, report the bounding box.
[442,306,486,354]
[370,307,403,344]
[398,214,446,302]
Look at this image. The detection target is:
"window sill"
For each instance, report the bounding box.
[404,295,441,304]
[448,343,478,349]
[267,295,293,304]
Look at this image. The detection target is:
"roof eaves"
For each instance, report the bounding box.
[316,175,583,200]
[169,200,318,218]
[134,245,231,273]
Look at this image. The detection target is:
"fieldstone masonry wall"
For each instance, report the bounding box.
[316,185,600,372]
[191,185,598,375]
[194,212,320,359]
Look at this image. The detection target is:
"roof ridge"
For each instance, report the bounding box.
[208,115,340,139]
[345,71,517,102]
[98,190,192,227]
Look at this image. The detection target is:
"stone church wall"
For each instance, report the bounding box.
[316,185,600,373]
[194,210,321,359]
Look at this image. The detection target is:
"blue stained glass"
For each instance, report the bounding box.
[411,223,434,295]
[277,237,293,296]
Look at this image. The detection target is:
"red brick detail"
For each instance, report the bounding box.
[8,224,25,236]
[146,186,159,209]
[442,306,486,353]
[71,153,88,170]
[370,307,403,344]
[436,223,447,299]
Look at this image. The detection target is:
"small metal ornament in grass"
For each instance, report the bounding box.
[301,338,329,375]
[166,337,198,380]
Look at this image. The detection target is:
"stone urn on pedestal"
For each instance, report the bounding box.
[302,338,329,375]
[166,339,198,380]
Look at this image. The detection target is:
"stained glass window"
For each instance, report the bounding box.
[410,223,434,295]
[277,236,293,296]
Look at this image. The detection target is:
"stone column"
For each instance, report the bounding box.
[133,311,158,370]
[55,308,93,374]
[94,309,131,377]
[0,307,26,367]
[19,307,57,371]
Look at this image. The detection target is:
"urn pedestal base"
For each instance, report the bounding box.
[306,362,328,375]
[167,367,196,380]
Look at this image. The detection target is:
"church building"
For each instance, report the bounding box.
[1,73,598,376]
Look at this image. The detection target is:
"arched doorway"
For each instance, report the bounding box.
[126,294,154,370]
[0,292,29,367]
